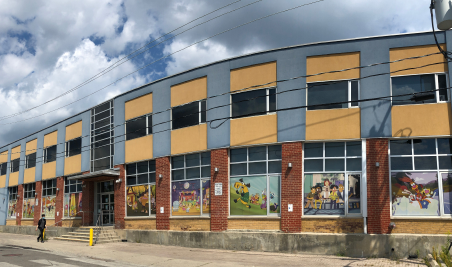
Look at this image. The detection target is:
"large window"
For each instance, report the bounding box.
[26,153,36,169]
[172,100,206,130]
[65,137,82,157]
[91,101,114,172]
[64,177,82,218]
[303,142,362,216]
[23,183,36,219]
[231,88,276,118]
[391,73,448,105]
[390,138,452,217]
[126,160,156,216]
[42,179,57,218]
[126,115,152,140]
[307,80,359,110]
[171,152,211,216]
[229,145,281,216]
[0,162,7,176]
[7,186,17,219]
[10,158,19,173]
[44,145,57,163]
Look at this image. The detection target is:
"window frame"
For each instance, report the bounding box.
[26,153,37,169]
[7,186,18,219]
[390,72,450,106]
[63,177,83,218]
[125,113,153,141]
[90,100,114,172]
[306,79,360,111]
[43,145,57,164]
[0,162,7,176]
[10,158,20,173]
[230,87,277,119]
[65,137,82,158]
[125,160,157,217]
[171,99,207,130]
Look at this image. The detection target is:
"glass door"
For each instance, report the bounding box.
[96,180,115,225]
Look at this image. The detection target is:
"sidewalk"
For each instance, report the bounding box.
[0,233,426,266]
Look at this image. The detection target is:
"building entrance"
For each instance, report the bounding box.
[96,181,115,225]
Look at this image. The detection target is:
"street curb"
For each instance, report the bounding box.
[428,254,440,267]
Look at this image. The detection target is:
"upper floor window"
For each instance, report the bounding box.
[26,153,36,169]
[307,80,358,110]
[0,162,7,176]
[231,88,276,119]
[44,145,57,163]
[391,73,448,105]
[172,100,206,130]
[126,115,152,140]
[66,137,81,157]
[10,158,19,173]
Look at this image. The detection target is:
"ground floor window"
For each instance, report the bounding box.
[7,186,17,219]
[126,160,156,217]
[42,179,56,218]
[23,183,36,219]
[64,178,82,217]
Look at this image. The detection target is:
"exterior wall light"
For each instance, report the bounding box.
[375,162,380,167]
[214,167,219,172]
[159,174,163,178]
[288,163,292,168]
[115,178,122,183]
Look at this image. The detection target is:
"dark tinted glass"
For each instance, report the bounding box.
[347,158,362,171]
[325,142,344,157]
[304,159,323,172]
[392,74,436,105]
[186,167,200,179]
[46,145,57,163]
[308,81,348,110]
[137,174,148,184]
[95,118,110,129]
[172,169,184,180]
[231,89,266,118]
[390,140,411,155]
[438,74,448,101]
[201,152,210,165]
[92,157,110,172]
[200,100,206,123]
[438,138,452,154]
[68,138,82,157]
[0,162,6,176]
[351,81,359,106]
[149,160,156,172]
[77,183,82,192]
[94,102,110,114]
[172,156,184,169]
[126,116,146,141]
[126,164,136,175]
[201,166,210,177]
[230,148,247,162]
[325,159,345,171]
[268,161,281,173]
[249,162,266,174]
[414,156,437,170]
[230,163,247,176]
[137,161,148,173]
[439,156,452,169]
[268,145,281,160]
[172,102,199,130]
[11,159,19,173]
[149,173,156,183]
[391,157,412,170]
[185,154,199,167]
[93,145,110,160]
[93,139,109,148]
[413,139,436,155]
[147,116,152,134]
[269,88,277,112]
[27,153,36,168]
[96,110,110,121]
[70,184,76,193]
[346,142,361,156]
[304,143,323,157]
[127,176,136,185]
[93,132,110,141]
[249,146,266,161]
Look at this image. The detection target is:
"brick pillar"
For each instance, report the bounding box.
[281,142,303,233]
[114,165,126,229]
[156,157,170,230]
[16,184,23,225]
[366,139,391,234]
[81,180,94,226]
[34,181,42,225]
[54,177,64,226]
[210,149,229,232]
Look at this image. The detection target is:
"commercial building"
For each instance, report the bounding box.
[1,30,452,235]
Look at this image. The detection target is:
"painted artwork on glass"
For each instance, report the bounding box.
[348,174,361,214]
[42,196,56,218]
[150,185,156,215]
[127,185,150,216]
[303,174,345,215]
[7,200,17,219]
[442,173,452,214]
[172,180,201,216]
[23,198,35,218]
[64,194,69,217]
[202,180,210,214]
[230,176,267,216]
[391,172,440,216]
[269,176,281,214]
[69,193,82,217]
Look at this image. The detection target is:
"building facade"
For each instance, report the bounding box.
[1,30,452,234]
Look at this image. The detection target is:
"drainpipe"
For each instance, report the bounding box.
[364,217,367,234]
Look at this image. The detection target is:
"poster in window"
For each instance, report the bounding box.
[42,196,56,218]
[70,193,82,217]
[172,180,201,216]
[23,198,35,218]
[442,173,452,214]
[303,174,345,215]
[150,185,156,215]
[64,194,69,217]
[7,200,16,219]
[348,174,361,214]
[202,180,210,214]
[127,185,150,216]
[230,176,267,216]
[269,176,280,214]
[391,172,439,216]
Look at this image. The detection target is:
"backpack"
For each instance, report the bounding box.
[39,218,46,229]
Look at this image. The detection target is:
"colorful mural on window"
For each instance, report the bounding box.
[303,173,346,215]
[442,173,452,215]
[172,180,202,216]
[202,180,210,214]
[42,196,56,218]
[126,185,156,216]
[348,174,361,214]
[23,198,35,218]
[7,200,16,219]
[64,193,82,217]
[391,172,440,216]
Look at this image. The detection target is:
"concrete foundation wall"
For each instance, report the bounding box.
[0,225,78,238]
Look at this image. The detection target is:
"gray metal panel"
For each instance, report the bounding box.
[18,140,25,184]
[81,111,91,172]
[152,80,171,158]
[446,31,452,95]
[0,187,7,225]
[3,147,11,187]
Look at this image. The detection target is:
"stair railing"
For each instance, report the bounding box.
[94,210,103,245]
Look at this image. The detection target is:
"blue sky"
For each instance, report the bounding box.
[0,0,434,145]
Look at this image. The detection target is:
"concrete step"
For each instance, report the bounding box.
[96,239,122,244]
[54,237,89,243]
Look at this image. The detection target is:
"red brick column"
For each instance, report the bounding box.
[281,142,303,233]
[156,157,170,230]
[114,165,126,229]
[16,184,23,225]
[366,139,391,234]
[34,181,42,225]
[210,149,229,232]
[81,180,94,226]
[54,177,64,226]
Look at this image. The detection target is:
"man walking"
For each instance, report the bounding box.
[36,214,46,243]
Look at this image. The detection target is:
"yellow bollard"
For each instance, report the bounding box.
[43,229,45,241]
[89,228,93,246]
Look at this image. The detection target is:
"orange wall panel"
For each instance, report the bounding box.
[125,135,153,163]
[44,131,58,148]
[64,154,81,176]
[171,124,207,155]
[230,114,277,146]
[306,108,361,140]
[230,62,276,92]
[171,77,207,107]
[125,93,153,120]
[390,44,448,76]
[65,121,83,141]
[307,52,360,83]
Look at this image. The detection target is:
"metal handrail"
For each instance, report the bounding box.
[94,210,103,245]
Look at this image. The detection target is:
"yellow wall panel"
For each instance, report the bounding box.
[24,167,36,184]
[0,150,8,163]
[64,154,81,176]
[65,121,82,141]
[44,131,58,148]
[230,62,276,92]
[230,114,277,146]
[307,52,360,83]
[392,103,452,137]
[125,93,153,120]
[25,139,37,155]
[306,108,361,140]
[0,175,6,188]
[9,172,18,186]
[171,77,207,107]
[42,161,57,180]
[21,220,34,226]
[390,44,448,76]
[171,124,207,155]
[11,145,21,160]
[6,220,16,226]
[125,135,153,163]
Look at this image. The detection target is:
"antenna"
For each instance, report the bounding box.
[433,0,452,30]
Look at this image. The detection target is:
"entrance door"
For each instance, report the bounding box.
[96,180,115,225]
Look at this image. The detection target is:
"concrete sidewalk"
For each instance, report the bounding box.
[0,233,426,266]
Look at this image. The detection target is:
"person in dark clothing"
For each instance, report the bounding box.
[36,214,46,243]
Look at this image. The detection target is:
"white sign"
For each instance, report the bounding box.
[215,183,222,196]
[160,207,164,213]
[288,204,293,212]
